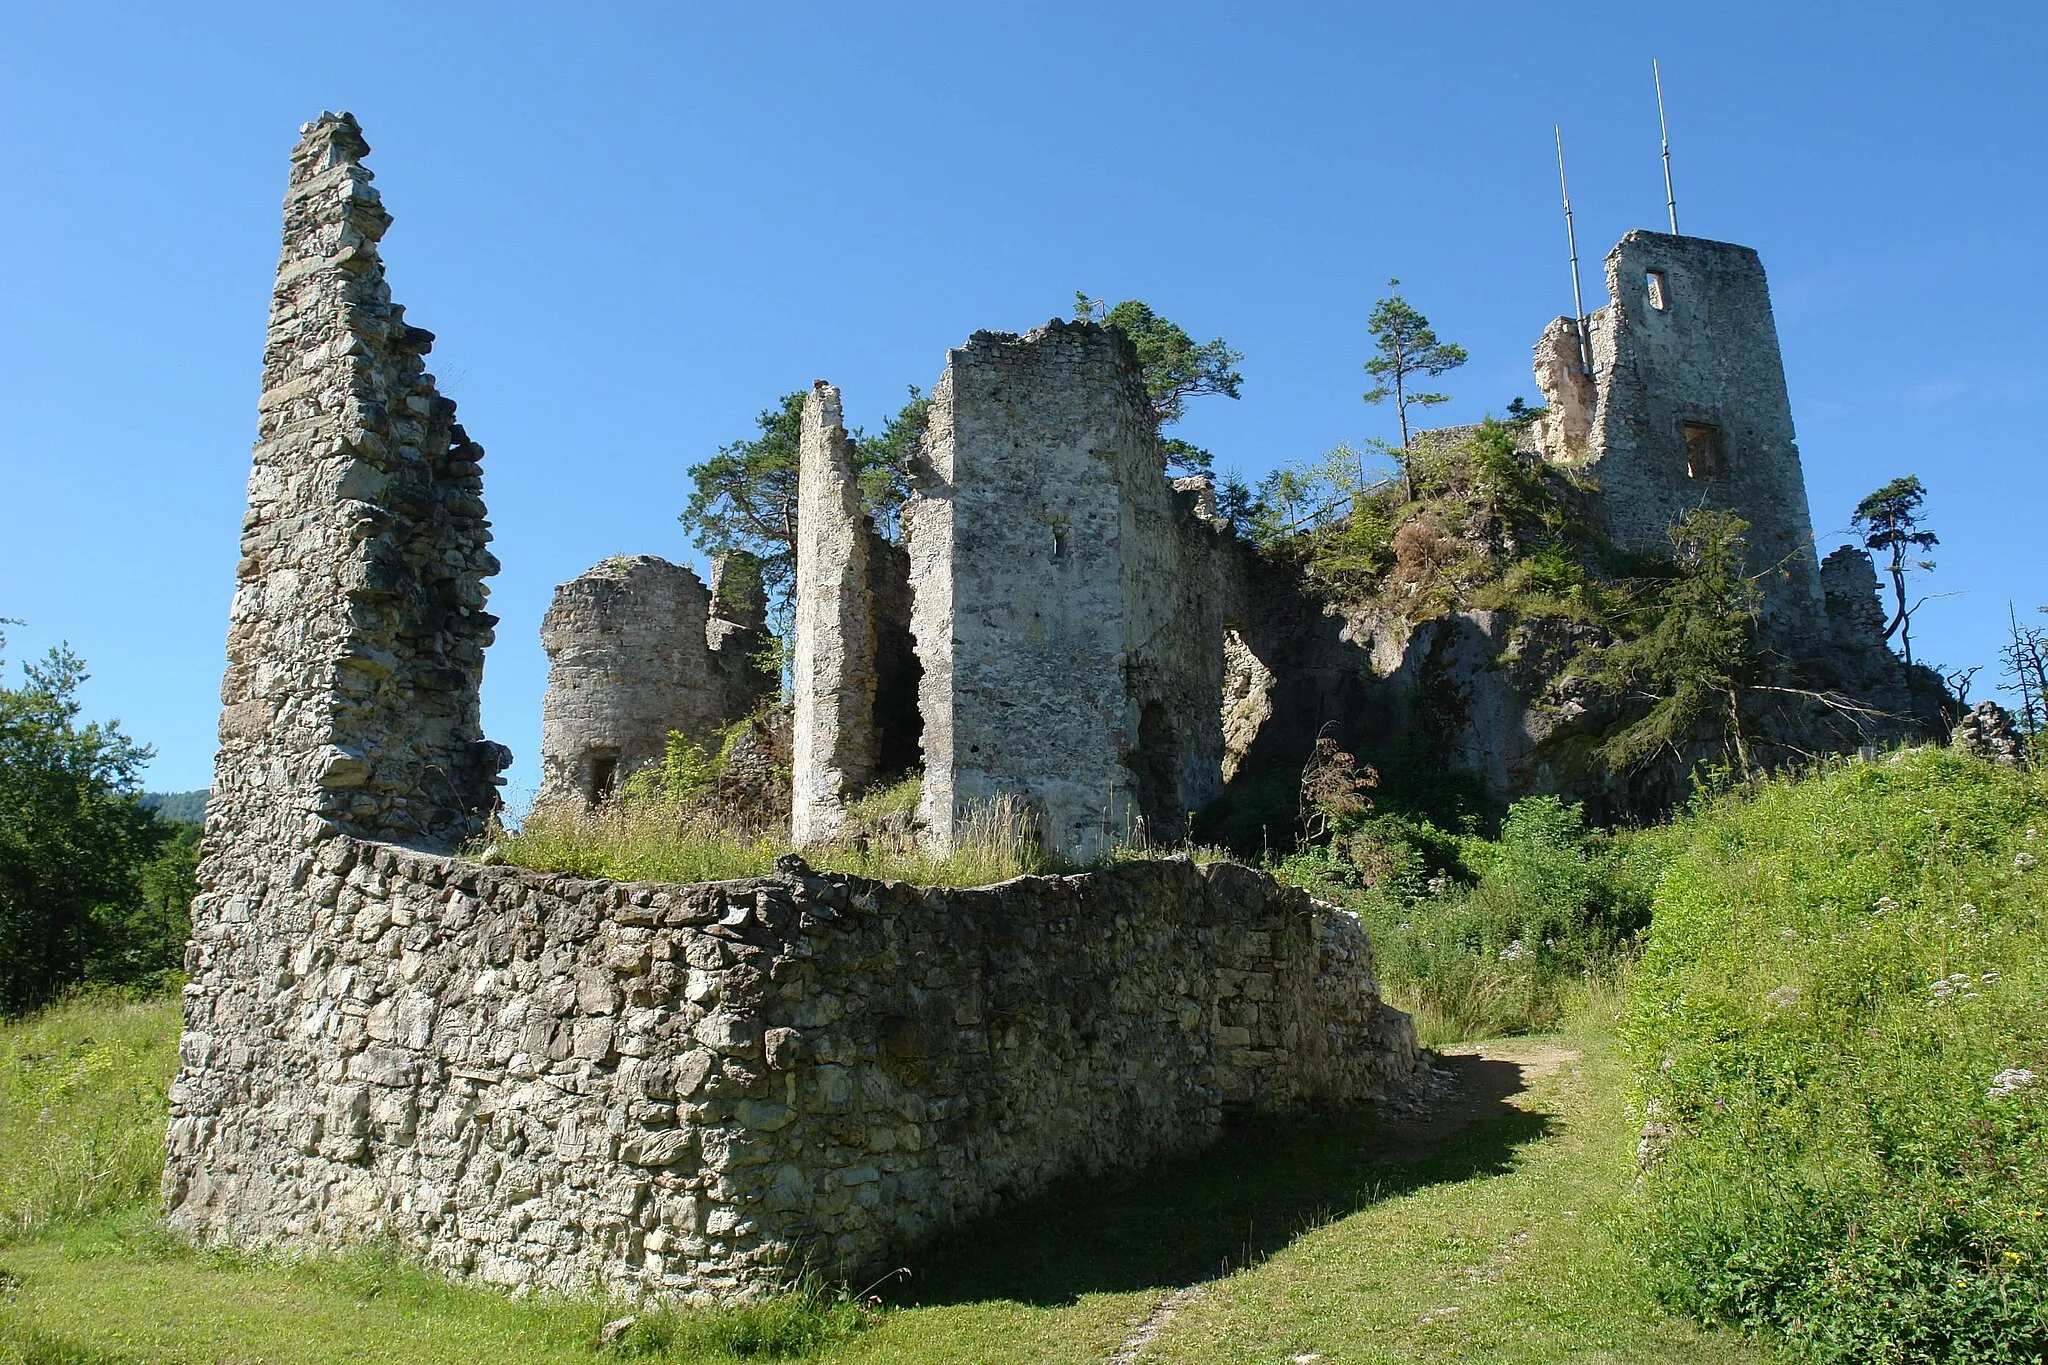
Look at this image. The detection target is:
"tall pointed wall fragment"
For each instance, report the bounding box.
[210,111,506,852]
[791,381,878,844]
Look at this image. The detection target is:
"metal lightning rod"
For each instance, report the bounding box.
[1655,57,1679,233]
[1555,125,1592,377]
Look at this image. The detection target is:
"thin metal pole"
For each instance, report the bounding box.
[1555,125,1592,376]
[1655,58,1679,234]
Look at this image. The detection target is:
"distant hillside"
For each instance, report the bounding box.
[140,790,208,825]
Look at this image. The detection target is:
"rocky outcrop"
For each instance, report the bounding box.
[1953,701,2025,766]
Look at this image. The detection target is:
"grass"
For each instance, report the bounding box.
[1626,749,2048,1359]
[1277,797,1663,1046]
[1,981,1771,1363]
[0,993,180,1241]
[495,791,1067,889]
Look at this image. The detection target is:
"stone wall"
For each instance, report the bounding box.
[210,111,505,855]
[904,322,1227,857]
[791,382,879,844]
[172,115,1420,1305]
[539,555,774,808]
[1532,230,1825,640]
[166,835,1417,1299]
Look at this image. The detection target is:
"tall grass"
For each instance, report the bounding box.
[495,791,1063,889]
[0,993,180,1241]
[1627,748,2048,1360]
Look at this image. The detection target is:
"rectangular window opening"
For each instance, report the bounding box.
[1645,270,1669,311]
[1681,421,1724,479]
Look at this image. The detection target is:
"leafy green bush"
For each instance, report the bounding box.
[1626,749,2048,1360]
[0,994,180,1240]
[1280,795,1659,1043]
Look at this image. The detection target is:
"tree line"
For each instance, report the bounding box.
[0,626,197,1014]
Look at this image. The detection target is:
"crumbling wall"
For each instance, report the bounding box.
[905,323,1224,856]
[172,116,1421,1305]
[165,842,1416,1299]
[540,557,748,807]
[209,110,505,856]
[791,383,879,844]
[1533,231,1824,639]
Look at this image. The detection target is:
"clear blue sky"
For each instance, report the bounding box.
[4,2,2042,804]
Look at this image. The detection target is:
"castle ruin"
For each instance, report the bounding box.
[169,111,1947,1303]
[165,114,1423,1300]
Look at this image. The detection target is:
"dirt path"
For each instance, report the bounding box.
[1104,1040,1578,1361]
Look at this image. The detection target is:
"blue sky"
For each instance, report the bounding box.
[3,2,2042,803]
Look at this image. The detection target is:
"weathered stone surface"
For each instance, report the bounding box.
[538,555,772,807]
[905,322,1232,857]
[1953,700,2025,766]
[167,835,1417,1299]
[171,116,1420,1305]
[1532,231,1824,641]
[791,382,878,845]
[207,110,505,856]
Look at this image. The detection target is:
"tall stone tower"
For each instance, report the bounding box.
[206,111,507,857]
[904,322,1224,858]
[1532,230,1825,637]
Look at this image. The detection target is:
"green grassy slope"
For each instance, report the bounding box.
[1627,749,2048,1359]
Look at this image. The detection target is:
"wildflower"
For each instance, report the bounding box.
[1988,1068,2037,1100]
[1780,928,1800,942]
[1498,939,1528,963]
[2029,827,2040,843]
[2016,851,2038,871]
[1981,972,2000,984]
[1765,985,1802,1011]
[1872,896,1898,915]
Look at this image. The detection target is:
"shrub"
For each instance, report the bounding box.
[1280,795,1659,1043]
[1626,749,2048,1360]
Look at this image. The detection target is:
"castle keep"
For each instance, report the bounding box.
[1528,230,1825,635]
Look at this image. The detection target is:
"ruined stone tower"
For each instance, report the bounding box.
[208,111,506,853]
[904,322,1225,857]
[1531,230,1825,637]
[537,554,773,807]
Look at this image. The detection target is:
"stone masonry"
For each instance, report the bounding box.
[1531,231,1826,640]
[538,554,773,808]
[904,322,1228,858]
[168,113,1423,1301]
[166,840,1416,1299]
[791,382,879,844]
[208,111,506,855]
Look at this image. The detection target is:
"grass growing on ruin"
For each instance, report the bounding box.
[497,792,1062,889]
[0,992,181,1242]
